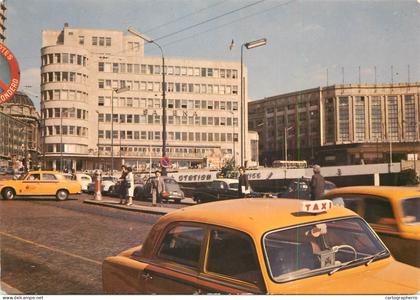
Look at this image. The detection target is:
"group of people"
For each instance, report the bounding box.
[118,165,135,206]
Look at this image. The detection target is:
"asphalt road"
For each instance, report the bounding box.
[0,194,178,294]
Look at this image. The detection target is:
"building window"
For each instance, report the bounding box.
[92,36,98,46]
[106,37,111,46]
[98,62,104,72]
[338,97,349,142]
[404,95,416,140]
[79,36,84,45]
[387,96,398,141]
[371,96,382,140]
[324,98,335,144]
[355,96,365,141]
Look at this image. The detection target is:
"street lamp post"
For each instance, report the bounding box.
[111,86,130,175]
[284,126,293,161]
[128,27,167,175]
[96,110,100,169]
[240,38,267,167]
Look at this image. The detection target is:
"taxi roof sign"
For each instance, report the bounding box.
[300,200,333,214]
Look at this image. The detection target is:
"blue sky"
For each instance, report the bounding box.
[5,0,420,108]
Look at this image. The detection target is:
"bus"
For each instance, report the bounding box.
[272,160,307,169]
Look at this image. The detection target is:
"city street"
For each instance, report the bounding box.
[0,194,182,294]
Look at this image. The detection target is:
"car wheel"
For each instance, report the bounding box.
[2,188,15,200]
[193,195,202,204]
[56,189,69,201]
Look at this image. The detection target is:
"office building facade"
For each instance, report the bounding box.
[249,82,420,166]
[41,25,255,171]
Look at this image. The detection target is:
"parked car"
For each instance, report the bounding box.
[325,186,420,267]
[63,173,92,192]
[192,179,266,203]
[0,171,81,201]
[102,198,420,294]
[134,176,184,203]
[277,177,336,199]
[108,177,145,197]
[87,176,118,194]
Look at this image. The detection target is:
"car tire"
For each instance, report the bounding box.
[2,188,15,200]
[193,195,202,204]
[56,189,69,201]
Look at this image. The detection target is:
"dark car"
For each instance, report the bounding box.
[277,177,336,200]
[134,176,184,203]
[192,179,265,204]
[108,177,145,197]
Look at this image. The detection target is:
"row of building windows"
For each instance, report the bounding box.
[98,61,238,79]
[98,130,238,143]
[98,113,238,126]
[41,53,88,66]
[42,89,89,102]
[98,96,238,111]
[98,146,214,155]
[44,126,88,137]
[45,143,88,154]
[41,72,88,85]
[42,108,88,120]
[97,79,238,95]
[92,36,111,47]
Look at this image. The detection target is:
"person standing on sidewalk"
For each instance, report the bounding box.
[152,170,165,206]
[126,166,135,206]
[118,165,128,204]
[310,164,325,200]
[238,166,251,198]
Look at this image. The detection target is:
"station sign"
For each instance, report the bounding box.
[0,43,20,104]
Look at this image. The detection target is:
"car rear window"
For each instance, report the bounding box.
[401,197,420,224]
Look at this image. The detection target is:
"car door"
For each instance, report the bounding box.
[140,224,206,294]
[198,227,266,294]
[41,173,60,195]
[20,172,42,195]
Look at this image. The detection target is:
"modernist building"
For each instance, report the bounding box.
[0,0,5,43]
[249,82,420,166]
[0,92,41,169]
[41,24,257,171]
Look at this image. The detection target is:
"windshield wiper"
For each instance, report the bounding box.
[328,250,388,275]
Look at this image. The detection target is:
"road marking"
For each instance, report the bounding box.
[0,231,102,266]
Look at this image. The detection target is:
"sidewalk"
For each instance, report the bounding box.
[83,198,177,215]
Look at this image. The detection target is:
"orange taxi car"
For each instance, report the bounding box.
[102,199,420,294]
[325,186,420,267]
[0,171,81,201]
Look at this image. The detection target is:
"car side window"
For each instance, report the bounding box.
[206,228,264,288]
[27,174,41,181]
[158,225,205,269]
[42,174,57,180]
[363,197,396,226]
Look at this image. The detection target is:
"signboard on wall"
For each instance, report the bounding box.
[0,43,20,104]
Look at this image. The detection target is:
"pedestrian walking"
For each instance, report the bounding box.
[152,170,165,205]
[118,165,128,204]
[238,166,251,198]
[310,164,325,200]
[71,168,77,180]
[126,166,134,206]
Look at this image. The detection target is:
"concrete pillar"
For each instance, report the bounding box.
[374,173,380,186]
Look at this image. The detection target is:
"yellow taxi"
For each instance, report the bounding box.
[325,186,420,267]
[102,198,420,294]
[0,171,81,201]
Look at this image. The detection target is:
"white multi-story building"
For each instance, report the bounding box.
[41,24,257,171]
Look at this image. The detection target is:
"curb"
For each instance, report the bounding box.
[1,281,22,295]
[83,199,175,215]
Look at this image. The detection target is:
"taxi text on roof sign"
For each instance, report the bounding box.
[0,43,21,105]
[300,200,333,214]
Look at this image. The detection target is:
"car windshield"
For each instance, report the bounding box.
[263,217,388,283]
[401,197,420,224]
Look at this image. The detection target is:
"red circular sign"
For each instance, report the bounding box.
[0,43,20,104]
[160,156,172,168]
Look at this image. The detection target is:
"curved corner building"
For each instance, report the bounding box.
[41,24,256,171]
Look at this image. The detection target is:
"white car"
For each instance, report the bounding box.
[75,173,92,192]
[87,176,118,194]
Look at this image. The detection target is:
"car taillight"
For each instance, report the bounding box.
[162,191,170,198]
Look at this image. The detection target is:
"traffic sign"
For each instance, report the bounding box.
[0,43,20,105]
[160,156,172,168]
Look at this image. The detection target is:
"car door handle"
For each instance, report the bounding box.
[141,272,153,280]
